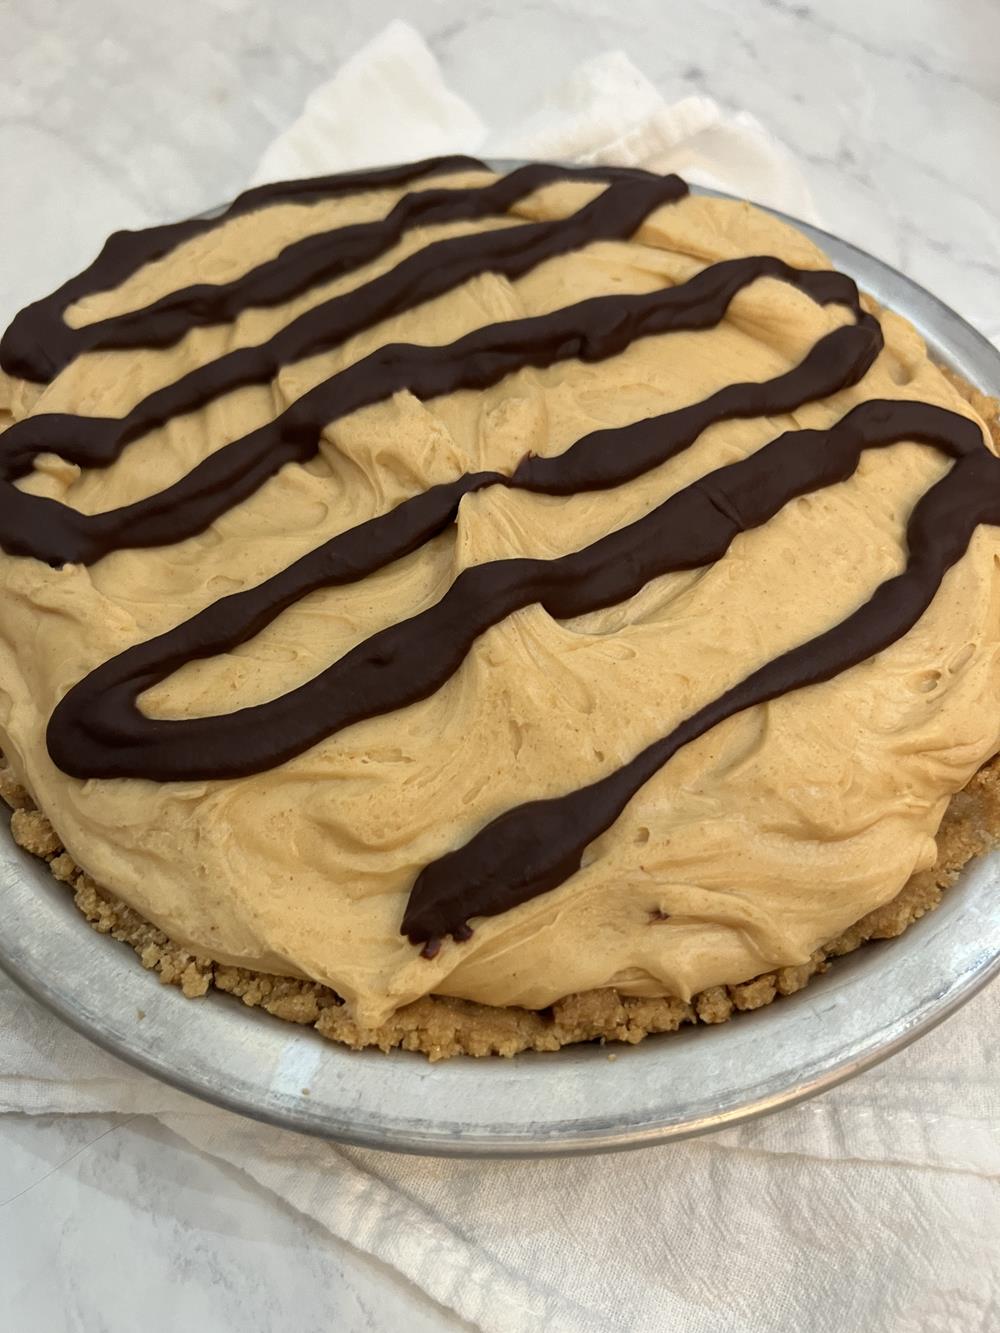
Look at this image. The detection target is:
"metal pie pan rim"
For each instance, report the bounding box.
[1,170,999,1156]
[2,883,999,1159]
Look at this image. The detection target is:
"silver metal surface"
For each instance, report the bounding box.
[1,180,999,1157]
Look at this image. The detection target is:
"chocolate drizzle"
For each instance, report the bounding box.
[403,405,1000,947]
[3,159,998,952]
[0,169,687,565]
[45,318,881,781]
[1,160,667,382]
[1,155,488,381]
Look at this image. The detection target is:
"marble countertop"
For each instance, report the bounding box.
[1,2,998,1329]
[3,0,999,338]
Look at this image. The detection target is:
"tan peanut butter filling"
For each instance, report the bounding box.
[0,163,998,1028]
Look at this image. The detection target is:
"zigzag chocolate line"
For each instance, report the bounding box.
[1,155,492,380]
[46,312,881,783]
[10,162,988,950]
[0,171,686,565]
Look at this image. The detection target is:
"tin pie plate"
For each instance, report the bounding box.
[1,188,999,1157]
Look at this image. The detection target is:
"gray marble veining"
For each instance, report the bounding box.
[1,0,998,332]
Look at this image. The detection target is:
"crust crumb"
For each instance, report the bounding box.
[0,764,33,812]
[10,808,61,858]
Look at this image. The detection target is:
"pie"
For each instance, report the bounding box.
[2,157,998,1058]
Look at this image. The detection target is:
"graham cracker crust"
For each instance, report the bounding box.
[4,755,1000,1059]
[3,371,999,1061]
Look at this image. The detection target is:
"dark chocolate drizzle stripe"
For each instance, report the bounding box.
[0,172,688,565]
[404,406,1000,949]
[0,250,858,568]
[0,155,492,381]
[2,162,668,379]
[44,329,881,782]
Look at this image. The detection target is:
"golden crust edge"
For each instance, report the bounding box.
[5,753,1000,1060]
[3,370,999,1061]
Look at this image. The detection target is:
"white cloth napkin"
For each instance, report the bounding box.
[251,18,820,223]
[3,20,999,1332]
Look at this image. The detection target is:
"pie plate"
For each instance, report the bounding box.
[1,179,999,1156]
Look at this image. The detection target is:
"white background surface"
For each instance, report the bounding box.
[2,2,999,1330]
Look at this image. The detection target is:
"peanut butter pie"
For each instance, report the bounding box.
[2,158,999,1058]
